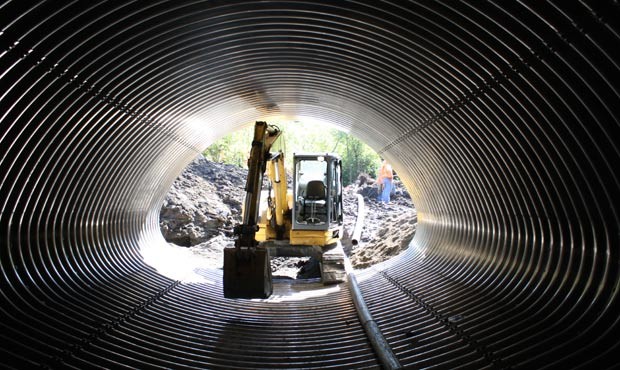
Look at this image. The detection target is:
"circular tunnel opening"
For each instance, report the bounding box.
[152,119,417,285]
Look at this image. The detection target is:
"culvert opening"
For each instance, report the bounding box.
[157,120,417,283]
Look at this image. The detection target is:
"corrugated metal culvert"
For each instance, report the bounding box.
[1,1,618,368]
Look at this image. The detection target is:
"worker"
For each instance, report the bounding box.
[377,159,393,203]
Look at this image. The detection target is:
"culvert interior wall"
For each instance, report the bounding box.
[1,1,619,368]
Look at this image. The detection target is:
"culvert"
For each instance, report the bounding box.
[1,1,618,368]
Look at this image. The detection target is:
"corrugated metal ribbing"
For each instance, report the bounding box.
[1,1,618,368]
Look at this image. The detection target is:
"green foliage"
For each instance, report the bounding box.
[203,120,381,185]
[333,130,382,185]
[203,129,254,167]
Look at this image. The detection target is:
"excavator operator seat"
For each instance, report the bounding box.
[304,180,326,223]
[292,153,343,232]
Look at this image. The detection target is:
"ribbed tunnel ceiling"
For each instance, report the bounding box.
[1,1,619,368]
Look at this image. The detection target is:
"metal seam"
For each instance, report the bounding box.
[6,42,203,154]
[376,23,565,155]
[42,280,181,369]
[380,271,509,369]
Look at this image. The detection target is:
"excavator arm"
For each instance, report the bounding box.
[260,151,289,240]
[224,121,281,298]
[235,121,282,248]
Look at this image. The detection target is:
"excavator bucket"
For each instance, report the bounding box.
[223,247,273,299]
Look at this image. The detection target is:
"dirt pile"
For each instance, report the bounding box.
[342,176,417,269]
[159,155,416,273]
[159,156,246,246]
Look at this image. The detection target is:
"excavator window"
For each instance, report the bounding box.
[295,159,328,224]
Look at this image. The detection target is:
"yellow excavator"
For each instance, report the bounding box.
[223,121,346,298]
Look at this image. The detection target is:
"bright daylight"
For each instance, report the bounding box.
[159,120,417,284]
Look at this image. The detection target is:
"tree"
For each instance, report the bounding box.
[203,121,381,185]
[203,128,253,166]
[332,131,381,185]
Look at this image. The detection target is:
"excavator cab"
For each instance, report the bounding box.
[291,154,343,246]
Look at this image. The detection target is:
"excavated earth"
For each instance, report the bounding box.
[160,155,417,277]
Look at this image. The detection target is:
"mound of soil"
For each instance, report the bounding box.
[342,179,417,269]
